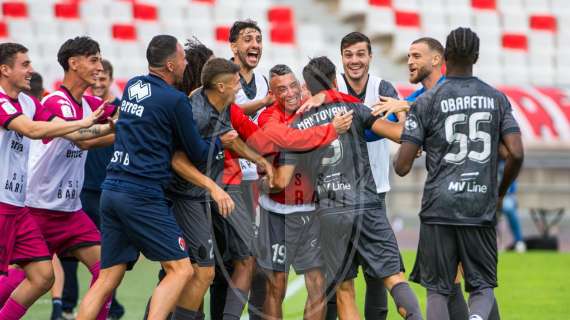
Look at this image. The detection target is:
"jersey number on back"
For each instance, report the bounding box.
[444,112,492,164]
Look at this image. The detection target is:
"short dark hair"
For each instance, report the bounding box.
[57,36,100,71]
[201,58,240,90]
[229,19,262,43]
[181,38,214,94]
[302,56,336,95]
[28,72,44,99]
[146,35,178,68]
[444,27,479,66]
[0,43,28,67]
[101,59,113,79]
[411,37,444,56]
[340,32,372,54]
[269,64,293,81]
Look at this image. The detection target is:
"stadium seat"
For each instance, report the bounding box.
[0,21,8,39]
[471,0,496,10]
[522,0,551,14]
[420,8,446,35]
[112,24,137,41]
[551,0,570,15]
[2,1,28,18]
[54,2,79,20]
[444,0,471,11]
[107,1,133,23]
[419,0,444,11]
[446,8,473,30]
[186,22,215,46]
[214,0,240,25]
[270,23,295,45]
[27,1,54,21]
[529,52,555,85]
[133,3,158,21]
[80,1,106,21]
[502,11,529,32]
[473,10,501,34]
[215,25,231,43]
[8,20,34,43]
[338,0,368,20]
[268,6,293,24]
[58,20,86,41]
[365,2,394,37]
[478,29,502,51]
[136,21,161,46]
[393,0,419,11]
[497,0,525,13]
[502,33,528,50]
[158,1,187,23]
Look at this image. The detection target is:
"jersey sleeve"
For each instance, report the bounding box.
[354,103,379,129]
[84,95,118,122]
[31,96,55,122]
[42,95,76,121]
[0,98,23,128]
[172,96,221,164]
[230,104,259,141]
[498,93,521,137]
[400,89,435,145]
[261,110,338,151]
[378,80,400,99]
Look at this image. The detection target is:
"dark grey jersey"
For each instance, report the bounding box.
[290,97,382,214]
[167,89,233,200]
[401,76,520,226]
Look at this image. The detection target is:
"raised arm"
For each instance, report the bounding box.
[224,136,274,188]
[370,118,404,143]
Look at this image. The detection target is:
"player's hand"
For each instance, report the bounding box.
[332,110,354,134]
[107,117,117,132]
[82,104,106,127]
[220,130,239,147]
[211,186,235,217]
[256,158,275,189]
[416,149,423,158]
[263,93,275,106]
[371,96,410,119]
[297,92,326,114]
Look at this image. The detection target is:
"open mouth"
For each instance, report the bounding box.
[409,66,417,77]
[348,64,362,72]
[246,50,260,64]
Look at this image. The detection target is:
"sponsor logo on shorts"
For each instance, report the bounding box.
[178,237,186,251]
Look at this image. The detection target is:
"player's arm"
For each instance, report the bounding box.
[261,164,296,193]
[6,106,105,139]
[171,151,235,216]
[498,133,523,200]
[224,136,274,188]
[174,97,221,164]
[393,142,420,177]
[370,118,403,143]
[238,94,274,116]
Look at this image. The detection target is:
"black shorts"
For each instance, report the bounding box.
[410,223,498,294]
[212,186,254,262]
[257,208,322,274]
[320,202,404,285]
[171,198,215,267]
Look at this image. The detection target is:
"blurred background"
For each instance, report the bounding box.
[2,0,568,248]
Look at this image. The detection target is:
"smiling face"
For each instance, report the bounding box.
[407,42,437,84]
[0,52,35,92]
[232,28,263,70]
[91,70,111,99]
[270,72,302,114]
[70,53,103,86]
[341,41,371,82]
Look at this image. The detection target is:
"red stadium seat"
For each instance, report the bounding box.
[0,21,8,38]
[215,25,230,42]
[471,0,496,10]
[530,15,557,32]
[193,0,216,4]
[502,33,528,51]
[54,3,79,19]
[2,1,28,18]
[268,6,293,24]
[270,24,295,44]
[112,24,137,41]
[395,10,420,28]
[133,3,158,21]
[369,0,391,6]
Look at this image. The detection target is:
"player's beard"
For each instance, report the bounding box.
[237,50,259,71]
[410,65,431,84]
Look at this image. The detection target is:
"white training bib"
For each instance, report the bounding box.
[0,92,36,207]
[235,72,269,181]
[26,91,93,212]
[336,73,391,193]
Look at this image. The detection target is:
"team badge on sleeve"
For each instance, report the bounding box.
[405,115,418,131]
[0,98,17,115]
[178,237,186,251]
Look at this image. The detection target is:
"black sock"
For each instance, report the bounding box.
[364,275,388,320]
[488,298,500,320]
[325,290,338,320]
[468,288,495,320]
[427,290,450,320]
[248,269,266,320]
[448,283,468,320]
[390,282,422,320]
[51,298,63,320]
[223,287,248,320]
[173,306,202,320]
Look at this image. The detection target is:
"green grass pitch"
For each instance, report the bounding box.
[23,251,570,319]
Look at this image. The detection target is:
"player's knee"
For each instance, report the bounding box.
[266,273,287,300]
[30,264,55,293]
[304,269,325,295]
[164,259,193,282]
[383,272,406,290]
[194,266,215,286]
[234,257,254,272]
